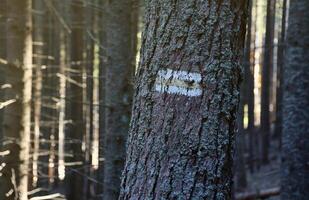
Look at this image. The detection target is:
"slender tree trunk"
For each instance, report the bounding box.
[58,28,67,182]
[243,0,255,173]
[274,0,287,148]
[83,5,95,198]
[281,1,309,199]
[67,1,85,200]
[119,1,247,199]
[260,0,276,164]
[235,87,247,191]
[0,0,6,146]
[103,0,137,199]
[3,0,32,199]
[32,0,45,187]
[98,4,106,196]
[54,0,69,183]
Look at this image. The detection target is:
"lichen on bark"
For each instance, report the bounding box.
[119,1,247,199]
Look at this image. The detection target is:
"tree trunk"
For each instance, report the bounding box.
[243,0,255,173]
[235,89,247,191]
[0,0,6,146]
[103,0,137,199]
[119,1,247,199]
[3,0,33,199]
[57,0,69,182]
[32,0,45,187]
[281,1,309,199]
[98,0,106,194]
[66,1,85,200]
[260,0,276,164]
[274,0,287,148]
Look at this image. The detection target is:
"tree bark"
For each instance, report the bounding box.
[3,0,33,199]
[119,1,247,199]
[260,0,276,164]
[103,0,137,199]
[281,1,309,199]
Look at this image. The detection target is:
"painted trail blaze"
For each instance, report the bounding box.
[155,69,202,97]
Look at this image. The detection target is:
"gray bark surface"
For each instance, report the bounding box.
[119,1,247,199]
[103,0,136,199]
[281,1,309,199]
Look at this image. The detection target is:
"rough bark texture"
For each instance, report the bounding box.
[260,0,276,164]
[103,0,136,199]
[281,0,309,199]
[119,1,247,199]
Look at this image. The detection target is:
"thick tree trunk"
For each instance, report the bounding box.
[103,0,137,199]
[281,1,309,199]
[260,0,276,164]
[3,0,33,199]
[119,1,247,199]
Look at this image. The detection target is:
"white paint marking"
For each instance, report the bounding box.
[155,69,202,97]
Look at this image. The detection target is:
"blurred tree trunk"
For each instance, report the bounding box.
[98,0,106,195]
[274,0,287,148]
[2,0,33,199]
[57,28,67,182]
[281,1,309,199]
[83,4,95,198]
[67,1,85,200]
[0,0,6,146]
[103,0,137,199]
[55,0,70,185]
[32,0,45,187]
[244,0,255,173]
[119,1,247,199]
[260,0,276,164]
[236,86,247,191]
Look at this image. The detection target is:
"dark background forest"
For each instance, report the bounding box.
[0,0,308,200]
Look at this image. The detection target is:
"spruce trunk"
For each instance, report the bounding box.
[119,1,247,199]
[3,0,33,199]
[281,1,309,199]
[103,0,136,199]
